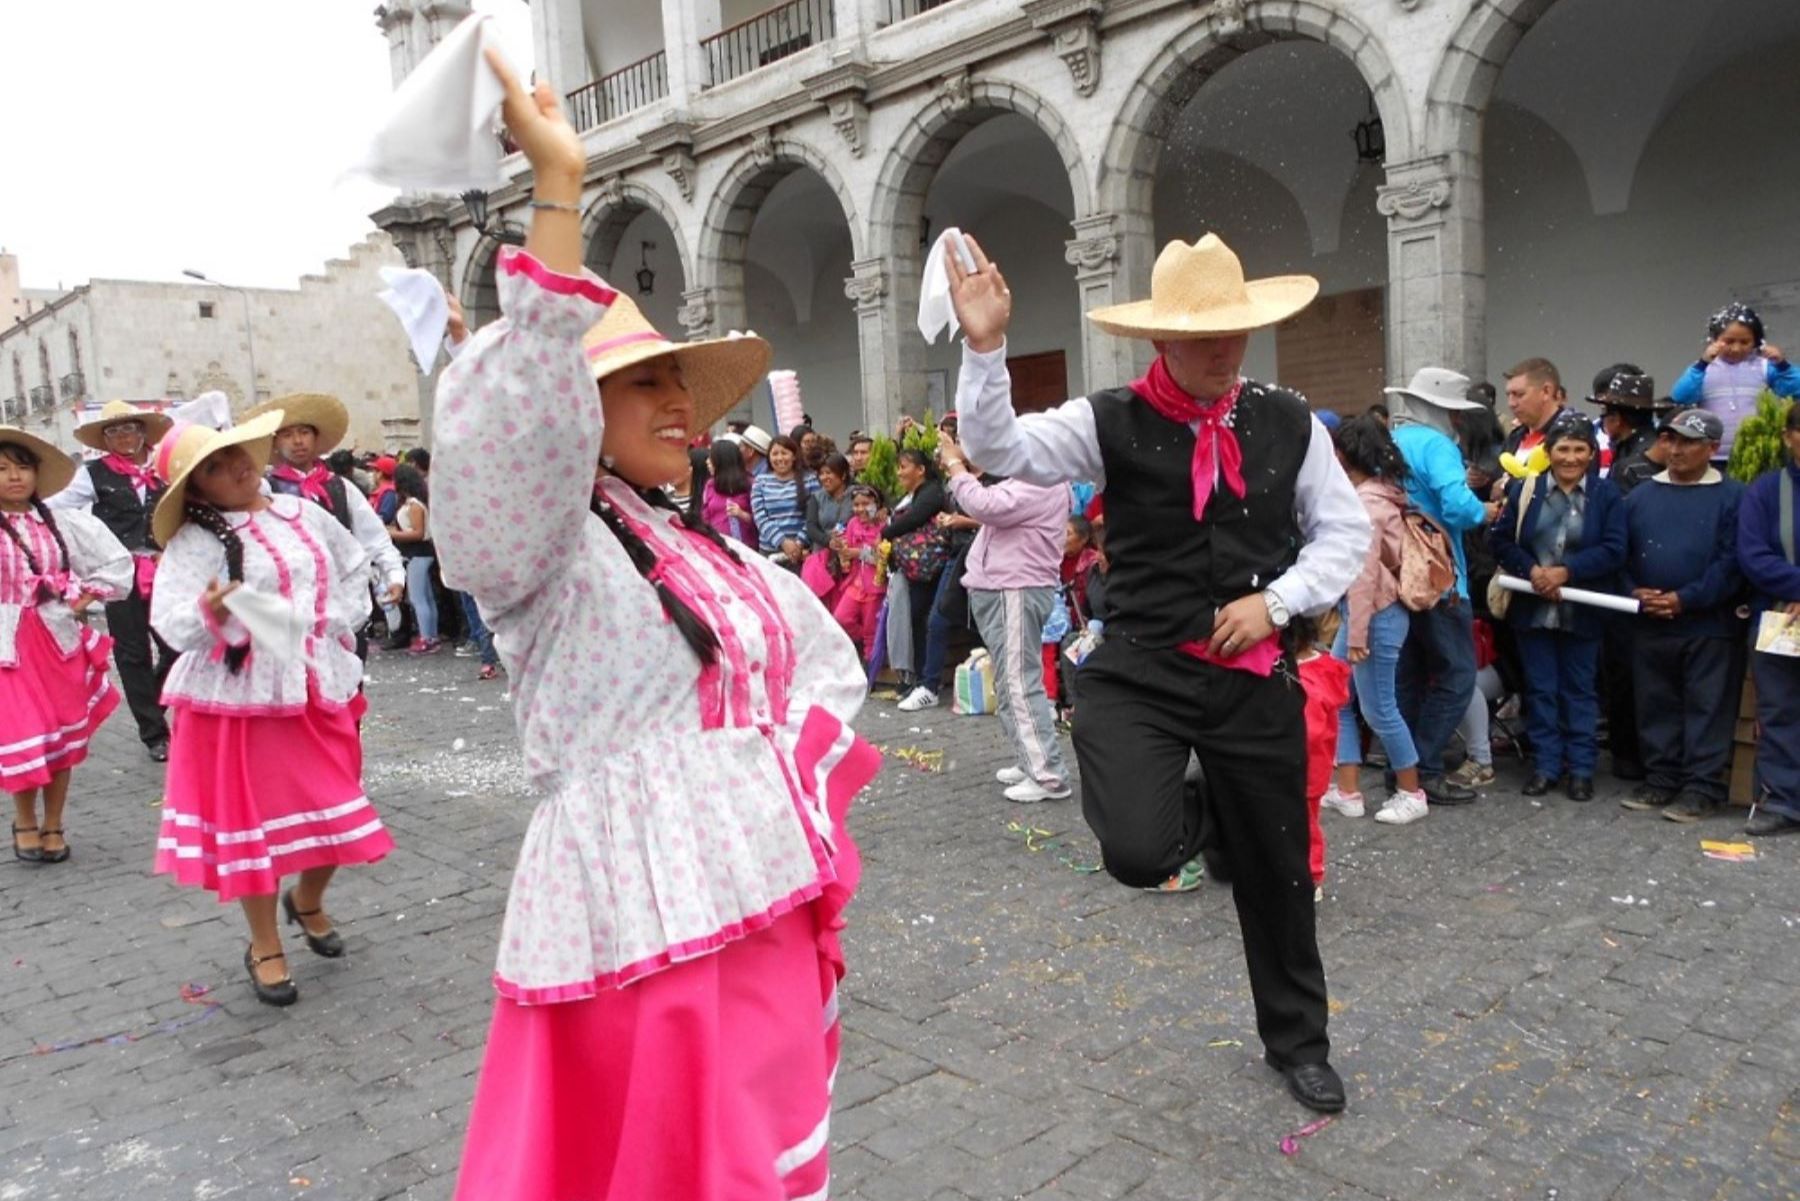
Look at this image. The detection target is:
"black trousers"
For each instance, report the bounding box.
[1072,637,1329,1065]
[1601,616,1641,771]
[104,590,172,747]
[1632,624,1743,803]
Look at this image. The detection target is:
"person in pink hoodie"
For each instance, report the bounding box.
[1321,414,1428,826]
[939,431,1074,803]
[830,484,886,662]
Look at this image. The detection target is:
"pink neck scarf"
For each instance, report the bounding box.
[272,463,333,506]
[101,453,157,493]
[1129,356,1246,521]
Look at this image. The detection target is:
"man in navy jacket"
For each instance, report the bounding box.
[1621,410,1746,823]
[1734,402,1800,836]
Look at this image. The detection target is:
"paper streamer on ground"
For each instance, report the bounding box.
[378,267,451,374]
[1493,575,1641,614]
[348,14,510,192]
[221,587,313,665]
[917,228,978,344]
[769,370,804,434]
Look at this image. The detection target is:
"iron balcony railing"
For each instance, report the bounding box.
[702,0,834,88]
[59,370,85,400]
[28,384,55,412]
[883,0,955,24]
[567,51,670,133]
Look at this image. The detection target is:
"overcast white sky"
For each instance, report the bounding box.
[0,1,534,292]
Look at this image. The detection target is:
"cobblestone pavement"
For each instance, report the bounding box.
[2,648,1797,1201]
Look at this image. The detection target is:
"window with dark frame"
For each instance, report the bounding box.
[198,301,215,318]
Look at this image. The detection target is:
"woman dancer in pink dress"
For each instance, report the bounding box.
[435,54,877,1200]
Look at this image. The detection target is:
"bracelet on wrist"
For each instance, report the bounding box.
[529,198,582,214]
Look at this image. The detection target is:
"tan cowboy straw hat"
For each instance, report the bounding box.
[0,425,77,497]
[149,410,286,547]
[74,400,175,452]
[581,295,771,433]
[1086,234,1319,339]
[241,393,351,453]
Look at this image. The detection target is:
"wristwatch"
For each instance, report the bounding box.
[1261,589,1291,629]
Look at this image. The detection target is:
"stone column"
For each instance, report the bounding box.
[1379,155,1484,385]
[371,198,461,445]
[373,1,418,88]
[418,2,476,48]
[663,0,717,103]
[532,0,590,90]
[833,0,874,51]
[844,258,899,436]
[1065,213,1146,393]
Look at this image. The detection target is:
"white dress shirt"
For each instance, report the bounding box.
[955,340,1369,617]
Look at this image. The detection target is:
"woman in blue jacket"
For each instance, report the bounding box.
[1490,415,1627,801]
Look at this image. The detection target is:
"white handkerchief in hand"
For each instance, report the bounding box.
[379,267,451,374]
[168,390,234,431]
[350,13,510,192]
[918,227,977,344]
[221,587,310,666]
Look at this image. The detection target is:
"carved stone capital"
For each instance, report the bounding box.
[940,68,972,114]
[1376,176,1453,223]
[1064,215,1122,279]
[373,3,413,35]
[1204,0,1248,37]
[748,128,777,168]
[677,287,715,340]
[639,120,699,203]
[806,61,873,158]
[843,260,888,313]
[593,175,625,212]
[1024,0,1104,97]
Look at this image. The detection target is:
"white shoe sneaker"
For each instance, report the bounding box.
[897,687,939,712]
[1314,885,1324,903]
[1004,779,1073,803]
[995,767,1028,786]
[1374,789,1429,825]
[1320,785,1365,818]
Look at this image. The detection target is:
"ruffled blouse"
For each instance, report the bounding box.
[0,507,133,667]
[433,247,878,1005]
[150,495,371,714]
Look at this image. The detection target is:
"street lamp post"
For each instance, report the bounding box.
[182,269,258,405]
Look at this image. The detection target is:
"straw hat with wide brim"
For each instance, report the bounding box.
[74,400,175,452]
[149,410,285,547]
[0,425,77,497]
[1086,234,1320,339]
[582,295,771,433]
[241,393,350,453]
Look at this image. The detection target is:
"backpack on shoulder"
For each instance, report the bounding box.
[1396,507,1457,611]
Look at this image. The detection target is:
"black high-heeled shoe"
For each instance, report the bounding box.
[12,823,42,863]
[38,827,69,864]
[282,889,345,958]
[245,945,298,1007]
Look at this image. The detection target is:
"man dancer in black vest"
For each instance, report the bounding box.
[244,394,406,638]
[949,234,1369,1113]
[48,401,177,761]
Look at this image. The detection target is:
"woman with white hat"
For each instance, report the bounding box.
[147,412,396,1006]
[431,55,877,1200]
[0,427,133,863]
[948,232,1369,1114]
[47,400,177,762]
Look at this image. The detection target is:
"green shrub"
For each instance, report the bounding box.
[1725,390,1791,484]
[861,434,899,505]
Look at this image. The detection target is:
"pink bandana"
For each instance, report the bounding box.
[101,453,158,493]
[272,463,333,506]
[1129,356,1246,521]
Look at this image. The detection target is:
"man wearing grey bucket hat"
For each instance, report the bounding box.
[1385,368,1498,806]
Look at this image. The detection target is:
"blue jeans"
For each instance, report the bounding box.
[459,591,498,667]
[1515,628,1602,778]
[406,556,438,641]
[1334,603,1420,771]
[1753,649,1800,819]
[1396,602,1477,778]
[910,569,960,691]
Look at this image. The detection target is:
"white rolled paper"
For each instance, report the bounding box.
[1494,575,1641,614]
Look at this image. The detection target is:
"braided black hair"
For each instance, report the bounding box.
[183,502,251,674]
[589,483,743,666]
[0,446,72,600]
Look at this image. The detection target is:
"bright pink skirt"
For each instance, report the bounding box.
[0,612,117,793]
[153,691,393,901]
[455,902,841,1201]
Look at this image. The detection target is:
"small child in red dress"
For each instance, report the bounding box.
[0,427,133,864]
[831,483,886,661]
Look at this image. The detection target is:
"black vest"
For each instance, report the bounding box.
[268,471,356,532]
[88,459,164,552]
[1092,382,1309,647]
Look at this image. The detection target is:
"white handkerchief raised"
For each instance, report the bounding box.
[350,13,510,192]
[379,267,451,374]
[917,228,976,344]
[222,587,310,666]
[168,390,233,431]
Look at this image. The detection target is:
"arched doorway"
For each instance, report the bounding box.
[1481,0,1800,403]
[585,191,689,340]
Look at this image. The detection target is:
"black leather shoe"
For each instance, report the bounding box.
[38,827,70,864]
[1265,1052,1347,1113]
[1521,774,1560,797]
[1566,776,1595,802]
[283,889,346,958]
[147,740,169,763]
[12,823,42,863]
[1610,757,1647,782]
[245,945,298,1007]
[1746,809,1800,837]
[1422,776,1477,806]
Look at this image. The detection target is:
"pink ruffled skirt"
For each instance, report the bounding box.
[0,612,118,792]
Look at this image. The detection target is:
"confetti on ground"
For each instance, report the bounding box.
[876,745,945,774]
[1207,1038,1244,1049]
[1004,820,1103,874]
[32,983,221,1055]
[1279,1114,1336,1155]
[1701,840,1757,862]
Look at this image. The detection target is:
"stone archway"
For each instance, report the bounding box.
[583,180,693,341]
[459,236,505,333]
